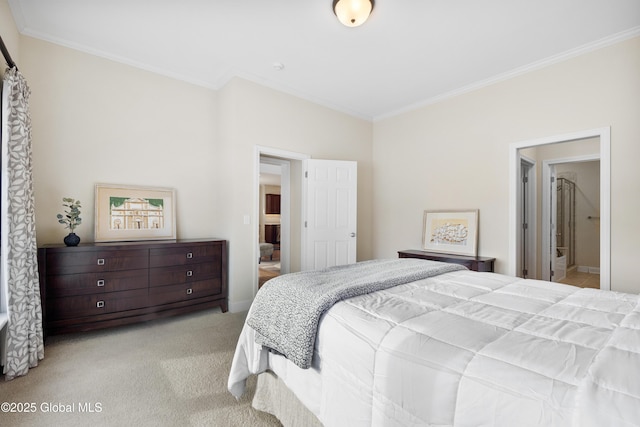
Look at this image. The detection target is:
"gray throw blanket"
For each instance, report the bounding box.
[247,258,467,369]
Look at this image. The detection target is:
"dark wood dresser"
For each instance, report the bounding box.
[398,249,495,272]
[38,239,227,336]
[264,224,280,245]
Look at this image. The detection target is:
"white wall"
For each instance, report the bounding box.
[372,36,640,294]
[14,34,373,311]
[4,2,638,301]
[214,78,373,310]
[21,36,220,246]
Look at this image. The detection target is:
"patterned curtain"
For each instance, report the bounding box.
[1,67,44,380]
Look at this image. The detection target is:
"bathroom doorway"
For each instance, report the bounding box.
[509,127,610,290]
[547,159,601,288]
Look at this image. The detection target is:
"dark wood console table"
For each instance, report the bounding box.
[398,249,495,272]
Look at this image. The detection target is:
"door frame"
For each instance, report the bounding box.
[508,127,610,290]
[519,155,536,279]
[254,146,309,294]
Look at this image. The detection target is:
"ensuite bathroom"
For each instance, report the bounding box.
[555,161,600,288]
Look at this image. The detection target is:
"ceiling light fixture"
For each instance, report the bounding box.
[333,0,374,27]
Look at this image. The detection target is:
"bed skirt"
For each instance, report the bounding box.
[252,371,323,427]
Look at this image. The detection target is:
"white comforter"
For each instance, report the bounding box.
[228,269,640,426]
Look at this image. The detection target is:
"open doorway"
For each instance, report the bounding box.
[254,146,309,293]
[258,161,282,288]
[544,158,601,288]
[509,127,610,290]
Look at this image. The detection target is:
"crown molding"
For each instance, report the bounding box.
[7,0,638,124]
[374,26,640,122]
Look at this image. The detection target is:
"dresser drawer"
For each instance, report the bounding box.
[46,249,148,274]
[149,263,219,287]
[46,289,149,320]
[46,269,149,297]
[39,239,227,335]
[150,244,221,268]
[148,279,222,306]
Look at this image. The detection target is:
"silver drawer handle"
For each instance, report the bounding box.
[186,288,193,295]
[97,279,105,287]
[186,252,193,259]
[186,270,193,277]
[97,258,105,266]
[96,301,105,308]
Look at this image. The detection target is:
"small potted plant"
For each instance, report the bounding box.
[57,197,82,246]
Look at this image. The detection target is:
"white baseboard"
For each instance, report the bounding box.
[577,265,600,275]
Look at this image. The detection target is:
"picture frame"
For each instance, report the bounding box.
[422,209,479,256]
[95,183,176,242]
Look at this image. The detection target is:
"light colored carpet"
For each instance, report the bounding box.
[0,309,281,427]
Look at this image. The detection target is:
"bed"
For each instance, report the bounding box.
[228,258,640,426]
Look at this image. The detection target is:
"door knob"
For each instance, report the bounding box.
[350,232,356,237]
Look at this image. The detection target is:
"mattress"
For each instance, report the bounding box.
[229,267,640,426]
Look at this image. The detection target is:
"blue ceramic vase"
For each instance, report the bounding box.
[64,232,80,247]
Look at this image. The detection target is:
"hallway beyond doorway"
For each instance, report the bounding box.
[259,246,280,288]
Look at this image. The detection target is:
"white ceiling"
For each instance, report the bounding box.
[7,0,640,121]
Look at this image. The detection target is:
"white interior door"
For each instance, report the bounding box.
[302,159,357,271]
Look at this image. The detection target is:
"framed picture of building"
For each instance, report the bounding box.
[95,183,176,242]
[422,209,478,256]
